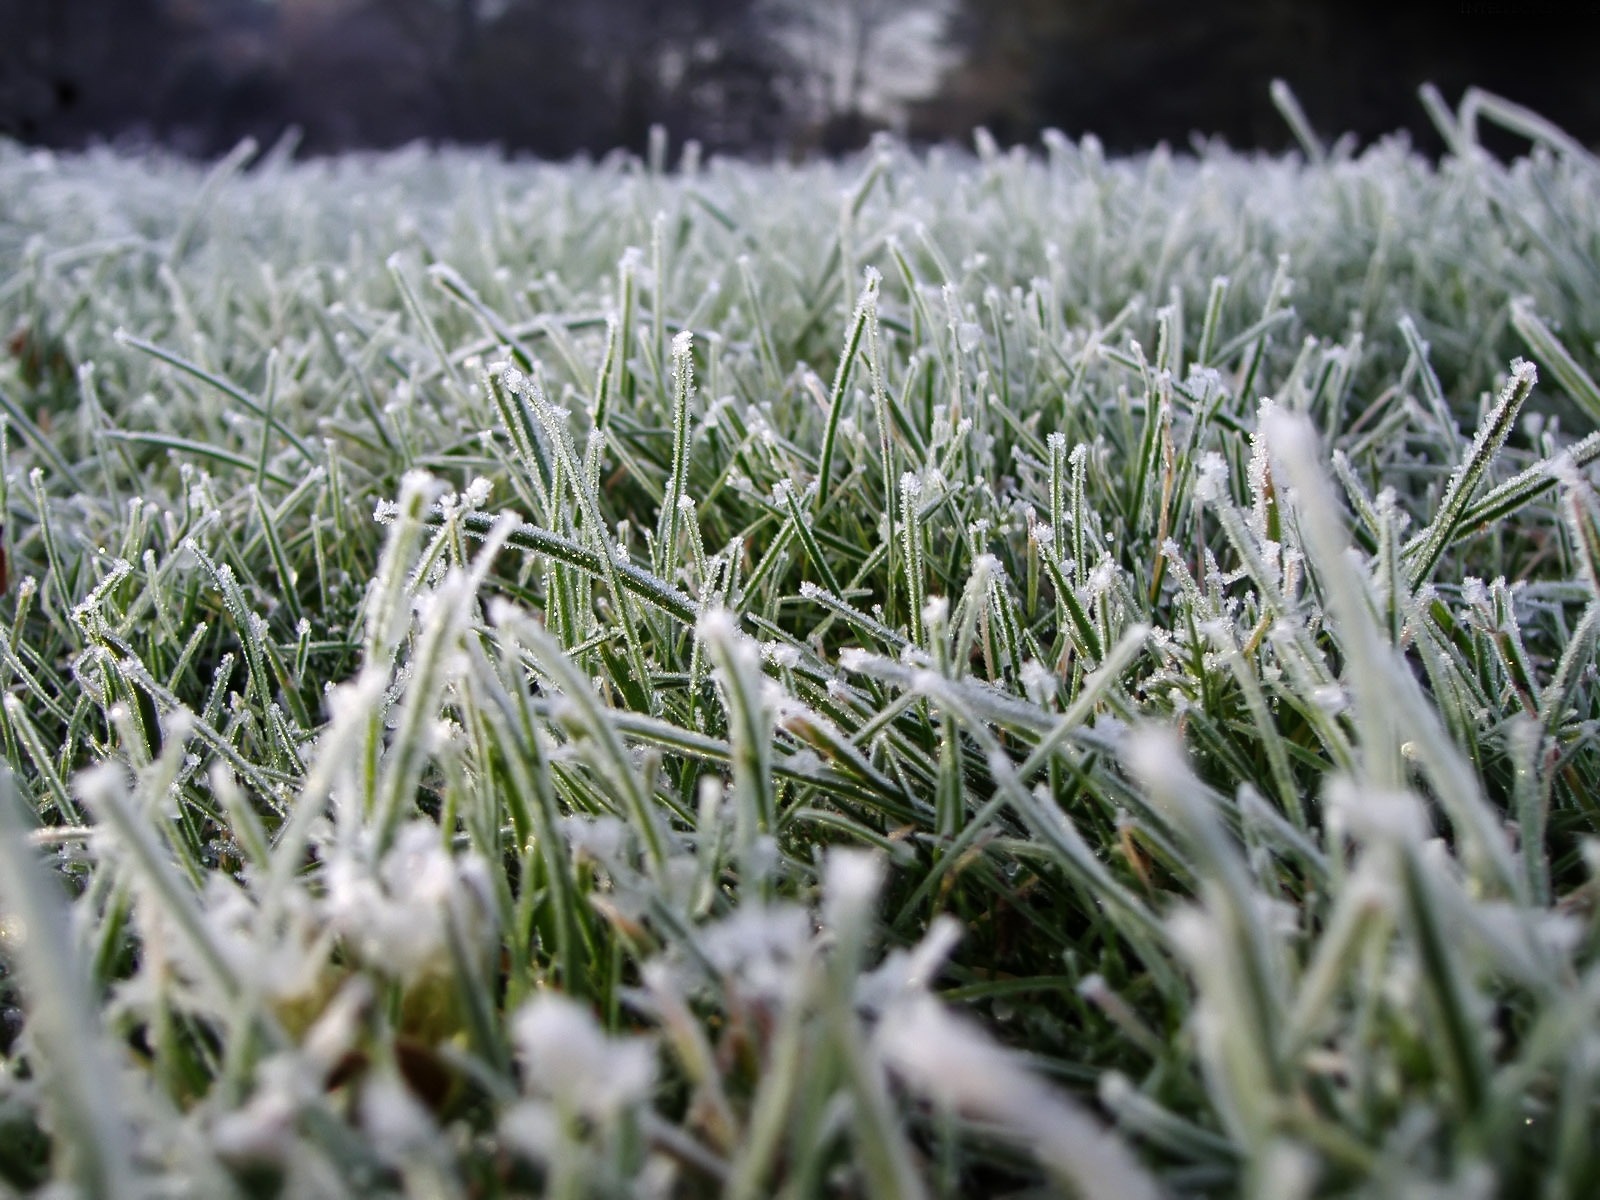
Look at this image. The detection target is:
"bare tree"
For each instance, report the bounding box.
[760,0,954,146]
[374,0,788,155]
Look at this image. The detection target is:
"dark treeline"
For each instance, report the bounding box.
[0,0,798,156]
[3,0,1597,159]
[937,0,1600,156]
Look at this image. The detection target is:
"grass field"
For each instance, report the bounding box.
[3,87,1600,1197]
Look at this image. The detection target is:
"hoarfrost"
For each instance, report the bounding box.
[512,994,655,1117]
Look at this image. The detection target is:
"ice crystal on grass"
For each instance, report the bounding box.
[512,994,656,1119]
[699,903,812,997]
[878,994,1161,1200]
[324,822,493,984]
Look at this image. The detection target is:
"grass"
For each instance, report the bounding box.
[2,84,1600,1196]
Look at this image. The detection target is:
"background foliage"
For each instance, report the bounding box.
[3,0,1597,158]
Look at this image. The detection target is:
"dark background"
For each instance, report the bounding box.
[2,0,1597,160]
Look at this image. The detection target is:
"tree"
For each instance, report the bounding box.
[760,0,956,149]
[908,0,1069,144]
[565,0,786,154]
[381,0,789,156]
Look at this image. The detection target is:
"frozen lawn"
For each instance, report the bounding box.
[2,89,1600,1197]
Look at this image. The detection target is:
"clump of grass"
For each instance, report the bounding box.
[3,87,1600,1196]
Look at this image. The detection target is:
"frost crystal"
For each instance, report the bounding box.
[1020,658,1056,706]
[696,606,740,646]
[824,847,884,928]
[760,640,801,669]
[360,1076,437,1165]
[1194,452,1229,502]
[512,994,655,1117]
[876,995,1160,1200]
[324,822,492,984]
[700,902,811,997]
